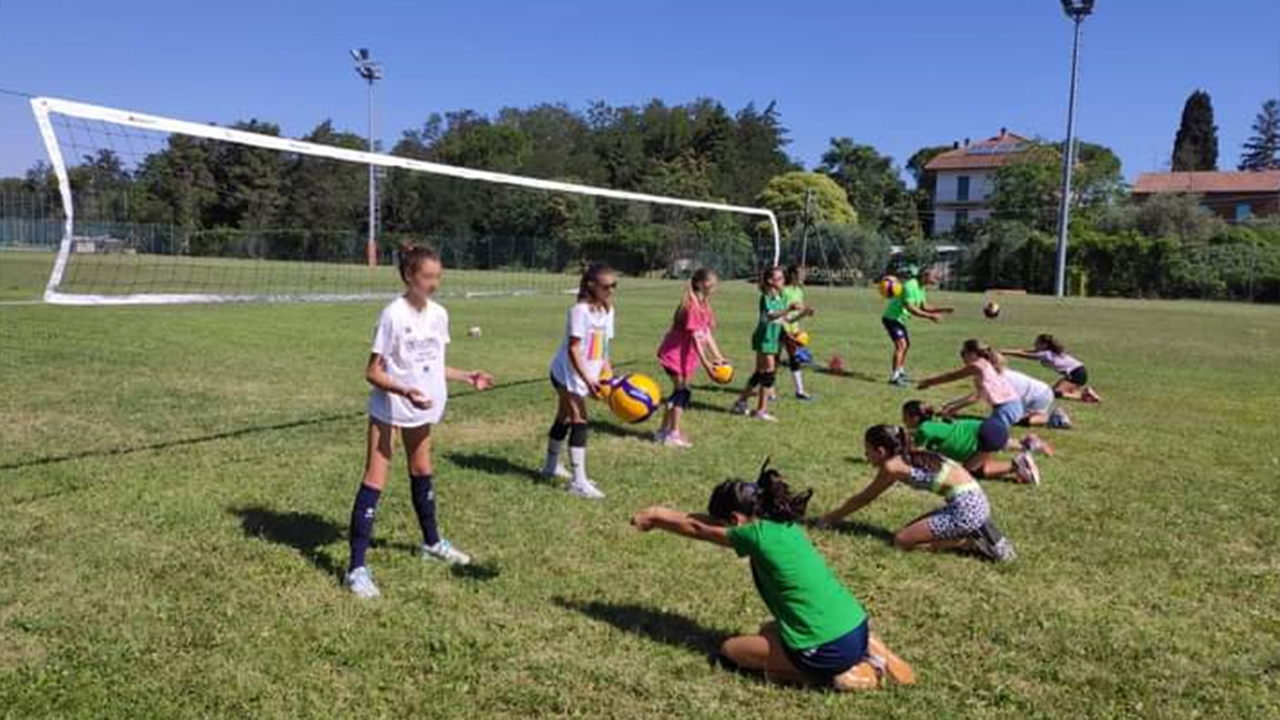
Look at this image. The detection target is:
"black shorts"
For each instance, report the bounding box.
[783,621,870,682]
[1064,366,1089,386]
[882,318,909,343]
[977,414,1011,452]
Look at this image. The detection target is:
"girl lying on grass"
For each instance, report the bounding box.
[630,461,914,691]
[1003,333,1102,403]
[902,400,1048,485]
[817,425,1016,562]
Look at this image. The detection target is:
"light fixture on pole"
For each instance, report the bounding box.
[351,48,383,267]
[1053,0,1094,297]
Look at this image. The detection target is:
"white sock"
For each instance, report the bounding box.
[792,370,805,395]
[543,439,564,475]
[569,446,587,484]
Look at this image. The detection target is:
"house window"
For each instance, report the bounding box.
[956,209,970,226]
[956,176,970,202]
[1235,202,1252,222]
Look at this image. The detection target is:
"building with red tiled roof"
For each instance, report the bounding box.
[1132,171,1280,222]
[923,128,1031,235]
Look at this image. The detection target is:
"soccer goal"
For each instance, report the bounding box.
[29,96,781,305]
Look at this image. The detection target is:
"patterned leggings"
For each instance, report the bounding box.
[927,490,991,540]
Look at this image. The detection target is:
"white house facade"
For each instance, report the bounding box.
[924,129,1029,236]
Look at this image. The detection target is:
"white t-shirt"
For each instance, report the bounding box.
[549,302,614,397]
[368,296,450,427]
[1003,369,1055,416]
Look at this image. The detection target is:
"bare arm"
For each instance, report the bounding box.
[631,507,731,547]
[819,471,897,525]
[917,365,977,390]
[905,304,941,322]
[941,393,979,416]
[446,366,495,390]
[1001,349,1037,360]
[366,353,431,410]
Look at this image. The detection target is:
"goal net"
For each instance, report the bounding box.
[30,97,780,305]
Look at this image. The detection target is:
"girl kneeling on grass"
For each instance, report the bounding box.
[631,462,914,691]
[1003,333,1101,404]
[818,425,1016,562]
[345,244,496,599]
[902,400,1047,485]
[654,268,727,449]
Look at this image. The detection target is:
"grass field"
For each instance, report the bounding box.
[2,251,1279,719]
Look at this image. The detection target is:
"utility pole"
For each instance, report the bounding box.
[351,48,383,267]
[1054,0,1095,297]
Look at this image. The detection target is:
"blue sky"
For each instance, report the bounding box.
[1,0,1277,184]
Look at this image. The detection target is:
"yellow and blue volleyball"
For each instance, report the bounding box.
[792,330,812,347]
[608,373,662,423]
[593,368,616,400]
[878,275,903,299]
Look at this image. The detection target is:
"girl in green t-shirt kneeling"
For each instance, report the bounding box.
[630,463,914,691]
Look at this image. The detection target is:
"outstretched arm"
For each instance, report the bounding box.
[906,304,941,323]
[819,471,897,525]
[446,366,495,390]
[917,365,976,390]
[1001,348,1037,360]
[631,507,731,547]
[941,393,979,416]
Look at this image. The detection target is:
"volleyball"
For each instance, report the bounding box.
[792,330,811,347]
[983,301,1001,319]
[878,275,903,299]
[593,368,617,400]
[608,373,662,423]
[708,362,735,385]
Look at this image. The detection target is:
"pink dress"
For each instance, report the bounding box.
[657,299,715,379]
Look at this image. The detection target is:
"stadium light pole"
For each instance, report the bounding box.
[1053,0,1094,297]
[352,48,383,267]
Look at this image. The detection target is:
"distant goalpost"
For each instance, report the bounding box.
[30,96,781,306]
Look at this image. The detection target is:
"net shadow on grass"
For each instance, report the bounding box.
[553,597,726,656]
[442,451,549,486]
[232,506,346,579]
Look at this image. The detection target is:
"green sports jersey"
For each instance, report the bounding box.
[883,278,926,323]
[912,418,982,462]
[752,292,787,354]
[727,520,867,651]
[780,285,805,332]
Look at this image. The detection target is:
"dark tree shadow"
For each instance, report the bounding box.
[443,451,549,486]
[553,597,726,655]
[587,419,653,440]
[451,562,501,582]
[232,506,345,578]
[845,455,868,466]
[812,518,896,545]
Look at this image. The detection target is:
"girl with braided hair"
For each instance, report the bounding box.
[630,460,914,691]
[818,425,1016,562]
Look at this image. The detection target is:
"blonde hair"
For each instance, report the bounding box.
[961,338,1005,371]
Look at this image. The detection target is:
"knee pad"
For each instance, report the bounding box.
[569,423,588,448]
[760,371,777,389]
[747,371,764,388]
[549,422,570,441]
[669,387,692,409]
[788,357,802,372]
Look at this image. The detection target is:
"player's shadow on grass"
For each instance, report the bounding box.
[553,597,725,655]
[443,451,548,486]
[810,366,881,384]
[688,400,736,415]
[587,419,652,440]
[811,519,896,545]
[232,506,346,578]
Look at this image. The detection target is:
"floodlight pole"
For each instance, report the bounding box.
[1053,0,1093,297]
[352,48,383,267]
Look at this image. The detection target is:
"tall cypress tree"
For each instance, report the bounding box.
[1239,99,1280,171]
[1172,90,1219,171]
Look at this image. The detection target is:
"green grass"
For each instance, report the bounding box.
[1,251,1278,719]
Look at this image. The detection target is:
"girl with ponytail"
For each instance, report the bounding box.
[630,460,914,691]
[817,424,1016,562]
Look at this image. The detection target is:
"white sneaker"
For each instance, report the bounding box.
[1013,452,1042,486]
[750,410,779,423]
[345,566,381,599]
[652,429,669,444]
[567,477,606,500]
[421,539,472,566]
[542,462,572,480]
[664,431,693,449]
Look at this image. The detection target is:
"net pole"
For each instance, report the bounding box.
[31,98,75,301]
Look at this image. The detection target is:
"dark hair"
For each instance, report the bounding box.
[758,265,784,291]
[398,242,441,283]
[784,264,803,284]
[864,424,942,474]
[1035,333,1064,354]
[901,400,936,425]
[960,338,1005,371]
[707,465,812,524]
[577,262,615,307]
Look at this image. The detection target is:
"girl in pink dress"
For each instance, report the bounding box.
[654,268,727,448]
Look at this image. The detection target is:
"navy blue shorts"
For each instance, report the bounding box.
[882,318,909,343]
[978,414,1011,452]
[784,621,870,682]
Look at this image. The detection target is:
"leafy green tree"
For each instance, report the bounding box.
[1239,99,1280,171]
[757,171,856,232]
[991,140,1123,234]
[817,138,908,235]
[1172,90,1219,171]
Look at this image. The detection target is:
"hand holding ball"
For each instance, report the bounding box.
[708,362,735,385]
[607,373,662,423]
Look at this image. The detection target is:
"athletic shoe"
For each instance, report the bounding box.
[567,477,606,500]
[652,430,668,444]
[541,462,572,481]
[794,392,815,401]
[889,375,910,388]
[664,431,693,449]
[750,410,779,423]
[1013,452,1042,486]
[1049,407,1072,429]
[731,400,749,416]
[344,566,381,599]
[1083,386,1102,404]
[421,539,472,566]
[971,521,1017,563]
[1020,433,1054,456]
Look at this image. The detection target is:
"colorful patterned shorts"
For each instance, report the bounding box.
[927,489,991,540]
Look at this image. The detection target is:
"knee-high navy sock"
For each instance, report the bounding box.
[410,474,440,547]
[347,484,381,572]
